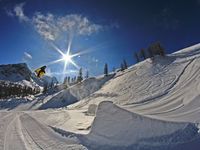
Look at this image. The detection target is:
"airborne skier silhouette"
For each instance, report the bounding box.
[35,66,46,78]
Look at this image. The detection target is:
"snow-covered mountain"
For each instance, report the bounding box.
[0,63,32,82]
[0,63,58,89]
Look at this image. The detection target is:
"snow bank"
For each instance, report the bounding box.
[39,74,114,109]
[81,101,199,150]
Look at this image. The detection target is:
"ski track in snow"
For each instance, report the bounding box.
[0,112,87,150]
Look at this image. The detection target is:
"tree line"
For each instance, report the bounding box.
[104,42,166,76]
[0,80,40,99]
[134,42,165,62]
[63,68,89,87]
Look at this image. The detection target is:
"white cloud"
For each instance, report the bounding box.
[24,52,32,59]
[32,13,60,41]
[22,52,32,63]
[7,3,118,41]
[57,14,103,36]
[13,3,29,22]
[32,13,104,40]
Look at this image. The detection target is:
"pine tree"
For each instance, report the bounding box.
[63,76,68,84]
[67,77,70,83]
[140,49,146,60]
[148,48,153,58]
[77,68,83,82]
[158,42,165,56]
[148,42,165,57]
[104,63,108,76]
[123,59,128,69]
[134,52,140,62]
[121,63,124,71]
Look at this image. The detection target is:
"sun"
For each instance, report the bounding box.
[47,37,94,76]
[62,53,72,64]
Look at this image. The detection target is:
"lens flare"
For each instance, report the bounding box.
[62,53,72,64]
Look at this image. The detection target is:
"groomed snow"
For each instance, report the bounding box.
[79,101,200,150]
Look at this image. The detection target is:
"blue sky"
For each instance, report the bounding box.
[0,0,200,81]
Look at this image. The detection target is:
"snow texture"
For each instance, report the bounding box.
[81,101,200,150]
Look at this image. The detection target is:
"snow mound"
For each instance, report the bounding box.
[82,101,199,150]
[87,104,97,115]
[39,74,114,109]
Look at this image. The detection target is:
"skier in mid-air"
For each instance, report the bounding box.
[35,66,46,78]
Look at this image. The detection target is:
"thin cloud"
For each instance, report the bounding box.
[5,9,14,17]
[13,3,29,22]
[57,14,103,36]
[24,52,32,59]
[33,13,104,40]
[32,13,60,41]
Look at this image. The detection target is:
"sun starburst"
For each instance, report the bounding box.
[47,38,108,78]
[48,42,80,74]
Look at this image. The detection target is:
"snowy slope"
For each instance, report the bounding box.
[69,44,200,122]
[38,74,114,109]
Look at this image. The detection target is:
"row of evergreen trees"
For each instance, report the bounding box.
[0,81,40,99]
[104,42,165,76]
[134,42,165,62]
[63,59,128,86]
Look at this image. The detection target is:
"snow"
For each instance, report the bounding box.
[81,101,200,150]
[39,74,114,109]
[0,43,200,149]
[0,63,32,82]
[69,44,200,124]
[0,111,87,150]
